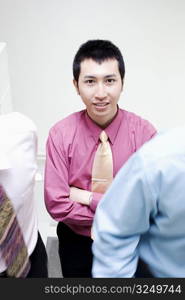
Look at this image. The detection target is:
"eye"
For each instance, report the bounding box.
[105,78,116,84]
[84,79,95,85]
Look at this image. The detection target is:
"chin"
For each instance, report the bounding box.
[94,111,109,118]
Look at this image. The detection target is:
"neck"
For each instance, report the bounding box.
[98,115,116,129]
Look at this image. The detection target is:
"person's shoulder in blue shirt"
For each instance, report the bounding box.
[92,126,185,277]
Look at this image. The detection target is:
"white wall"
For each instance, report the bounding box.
[0,0,185,154]
[0,43,12,114]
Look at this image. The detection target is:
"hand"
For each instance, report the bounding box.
[70,186,92,206]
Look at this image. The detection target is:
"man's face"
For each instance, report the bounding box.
[74,58,123,127]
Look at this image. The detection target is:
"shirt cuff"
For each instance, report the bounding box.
[89,192,103,212]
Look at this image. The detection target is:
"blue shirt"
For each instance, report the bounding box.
[92,127,185,277]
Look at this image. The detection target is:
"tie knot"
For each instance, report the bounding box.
[99,131,108,143]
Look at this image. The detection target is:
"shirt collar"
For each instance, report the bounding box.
[84,106,123,144]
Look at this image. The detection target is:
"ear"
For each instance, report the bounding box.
[121,78,124,92]
[73,79,80,95]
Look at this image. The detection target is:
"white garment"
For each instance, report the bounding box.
[0,112,38,272]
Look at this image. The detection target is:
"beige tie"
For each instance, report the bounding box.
[91,131,113,193]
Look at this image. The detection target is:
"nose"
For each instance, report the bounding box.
[95,83,107,100]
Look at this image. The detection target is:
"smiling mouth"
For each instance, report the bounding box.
[93,103,109,107]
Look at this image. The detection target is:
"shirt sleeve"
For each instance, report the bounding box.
[0,151,11,170]
[44,128,97,226]
[92,152,156,277]
[89,192,102,212]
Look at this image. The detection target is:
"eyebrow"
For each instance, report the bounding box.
[84,74,117,79]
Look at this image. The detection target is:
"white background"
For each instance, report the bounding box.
[0,0,185,154]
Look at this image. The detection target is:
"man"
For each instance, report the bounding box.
[0,112,48,277]
[92,126,185,278]
[44,39,156,277]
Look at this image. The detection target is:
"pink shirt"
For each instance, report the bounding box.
[44,108,156,236]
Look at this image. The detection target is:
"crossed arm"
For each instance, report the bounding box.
[44,132,103,227]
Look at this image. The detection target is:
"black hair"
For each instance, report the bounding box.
[73,39,125,83]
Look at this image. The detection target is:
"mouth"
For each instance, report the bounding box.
[93,102,109,112]
[93,102,109,108]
